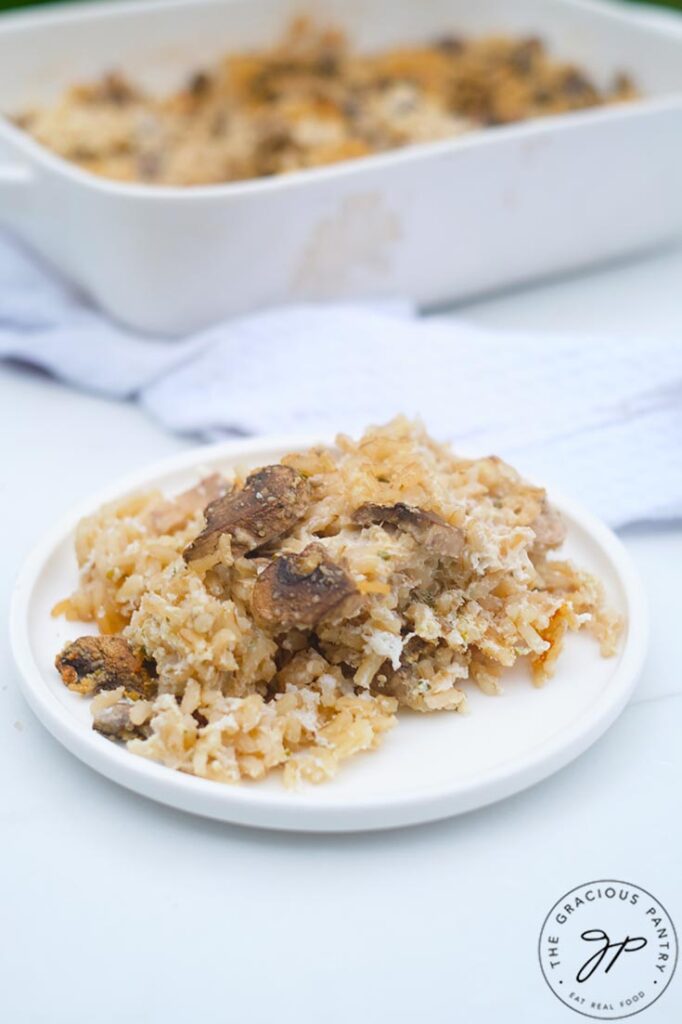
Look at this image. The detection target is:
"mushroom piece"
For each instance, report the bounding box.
[183,464,311,563]
[252,543,361,630]
[530,500,566,551]
[55,636,157,699]
[378,664,467,713]
[352,502,464,558]
[149,473,230,535]
[92,700,150,741]
[89,72,139,106]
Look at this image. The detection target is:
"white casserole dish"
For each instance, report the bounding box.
[0,0,681,335]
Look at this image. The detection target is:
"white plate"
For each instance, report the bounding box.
[10,436,648,832]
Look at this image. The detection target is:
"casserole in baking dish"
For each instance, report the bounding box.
[0,0,681,334]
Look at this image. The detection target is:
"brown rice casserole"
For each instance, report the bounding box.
[54,419,622,787]
[17,19,636,186]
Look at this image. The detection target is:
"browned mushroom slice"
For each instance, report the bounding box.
[352,502,464,558]
[252,544,361,630]
[92,700,150,741]
[183,464,311,563]
[55,636,157,699]
[530,500,566,551]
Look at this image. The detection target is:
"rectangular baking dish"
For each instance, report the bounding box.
[0,0,681,335]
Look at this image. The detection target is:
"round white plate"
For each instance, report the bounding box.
[11,436,647,832]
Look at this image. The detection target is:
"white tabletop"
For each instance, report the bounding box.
[2,246,681,1023]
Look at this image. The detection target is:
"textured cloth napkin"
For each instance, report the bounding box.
[1,233,681,528]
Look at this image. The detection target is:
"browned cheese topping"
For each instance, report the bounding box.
[15,21,637,187]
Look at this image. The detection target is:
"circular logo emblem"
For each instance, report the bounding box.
[538,880,678,1019]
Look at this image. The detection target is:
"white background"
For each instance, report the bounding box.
[1,245,681,1022]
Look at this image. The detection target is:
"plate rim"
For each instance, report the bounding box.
[10,434,649,832]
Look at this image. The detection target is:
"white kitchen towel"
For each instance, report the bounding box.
[1,232,681,527]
